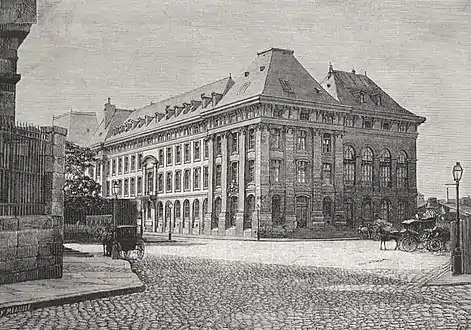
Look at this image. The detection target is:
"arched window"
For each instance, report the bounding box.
[229,196,238,227]
[380,199,390,221]
[157,201,163,226]
[379,149,391,188]
[203,198,208,217]
[174,200,181,220]
[192,200,200,229]
[361,147,374,186]
[245,195,255,229]
[362,199,373,220]
[183,200,190,220]
[212,198,221,229]
[343,145,356,186]
[147,201,152,219]
[344,198,355,227]
[397,151,408,188]
[323,197,332,218]
[165,201,172,227]
[398,200,407,221]
[272,195,282,225]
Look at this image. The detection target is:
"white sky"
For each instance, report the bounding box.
[15,0,471,199]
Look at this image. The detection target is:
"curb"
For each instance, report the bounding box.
[419,261,452,287]
[0,283,145,318]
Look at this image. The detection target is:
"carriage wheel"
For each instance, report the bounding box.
[136,239,145,260]
[93,227,105,242]
[371,231,381,241]
[397,237,405,251]
[402,237,418,252]
[427,238,443,252]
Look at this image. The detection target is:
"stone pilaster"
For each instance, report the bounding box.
[218,133,228,235]
[312,129,324,224]
[284,126,296,228]
[204,136,214,234]
[255,124,271,236]
[235,129,246,236]
[334,132,344,223]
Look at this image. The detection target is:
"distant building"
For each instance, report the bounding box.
[86,48,425,238]
[52,110,99,146]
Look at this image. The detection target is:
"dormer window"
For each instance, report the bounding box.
[359,92,366,103]
[382,121,390,131]
[279,79,293,93]
[399,122,408,132]
[300,110,310,121]
[363,119,372,129]
[374,94,382,106]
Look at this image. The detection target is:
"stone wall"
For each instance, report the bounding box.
[0,126,66,285]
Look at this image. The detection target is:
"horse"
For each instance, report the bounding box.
[101,230,114,257]
[379,227,400,250]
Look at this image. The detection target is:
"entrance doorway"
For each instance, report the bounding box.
[296,196,309,228]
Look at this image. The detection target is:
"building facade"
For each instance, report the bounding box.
[52,110,99,146]
[88,48,425,238]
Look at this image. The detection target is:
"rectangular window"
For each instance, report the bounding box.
[158,173,164,193]
[322,163,332,185]
[131,155,136,171]
[176,145,182,164]
[231,162,238,183]
[167,147,173,166]
[300,110,310,121]
[184,169,191,191]
[118,158,123,175]
[272,129,281,149]
[166,172,173,192]
[194,167,201,190]
[203,166,209,189]
[247,160,255,183]
[130,177,136,196]
[137,154,143,170]
[322,134,332,153]
[107,160,111,176]
[216,136,222,156]
[124,178,129,196]
[118,179,123,196]
[194,141,201,161]
[248,129,255,150]
[297,130,307,150]
[146,170,154,194]
[112,159,116,176]
[399,123,407,132]
[175,170,182,192]
[204,139,209,159]
[124,156,129,174]
[106,181,110,197]
[215,165,222,187]
[382,121,390,131]
[137,176,142,195]
[271,160,281,183]
[96,165,101,179]
[231,132,238,153]
[158,149,164,167]
[345,117,354,127]
[184,143,191,163]
[89,166,95,179]
[363,119,372,129]
[297,161,308,183]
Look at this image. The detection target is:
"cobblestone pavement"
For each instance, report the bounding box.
[1,253,471,330]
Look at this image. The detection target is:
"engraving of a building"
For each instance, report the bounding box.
[88,48,425,238]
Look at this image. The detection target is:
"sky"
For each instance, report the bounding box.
[14,0,471,199]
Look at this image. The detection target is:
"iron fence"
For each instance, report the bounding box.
[0,119,49,216]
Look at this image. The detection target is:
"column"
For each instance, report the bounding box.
[152,164,157,232]
[204,136,214,235]
[333,132,344,223]
[218,132,229,236]
[311,129,324,224]
[284,126,297,228]
[254,124,271,237]
[235,129,246,236]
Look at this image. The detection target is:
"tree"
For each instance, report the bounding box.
[64,141,106,212]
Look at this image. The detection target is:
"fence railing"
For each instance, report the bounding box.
[0,119,49,216]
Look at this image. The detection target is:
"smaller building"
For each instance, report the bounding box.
[52,110,99,146]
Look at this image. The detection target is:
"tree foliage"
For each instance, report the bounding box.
[64,141,105,211]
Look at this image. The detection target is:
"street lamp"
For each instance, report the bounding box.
[168,202,173,241]
[452,162,464,275]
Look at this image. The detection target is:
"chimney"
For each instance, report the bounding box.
[211,92,223,107]
[104,97,116,128]
[327,63,334,79]
[201,93,212,108]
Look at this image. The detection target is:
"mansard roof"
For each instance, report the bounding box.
[87,107,133,146]
[320,65,423,120]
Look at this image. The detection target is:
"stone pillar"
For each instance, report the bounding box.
[312,129,324,224]
[235,129,246,236]
[0,24,32,121]
[43,125,67,279]
[334,132,344,223]
[284,126,296,228]
[254,124,271,237]
[204,136,214,235]
[218,132,228,235]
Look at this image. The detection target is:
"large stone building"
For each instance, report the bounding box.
[88,48,425,238]
[52,110,98,146]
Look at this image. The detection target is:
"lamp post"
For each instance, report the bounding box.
[452,162,464,275]
[168,202,173,241]
[111,181,119,258]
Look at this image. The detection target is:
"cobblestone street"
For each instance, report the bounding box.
[2,240,471,329]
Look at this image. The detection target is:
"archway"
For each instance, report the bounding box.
[296,196,309,228]
[272,195,282,226]
[245,195,255,229]
[344,198,354,227]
